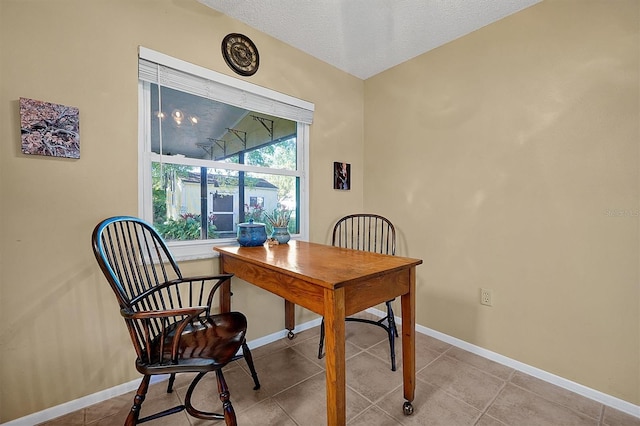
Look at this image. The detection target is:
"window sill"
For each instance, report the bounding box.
[169,236,301,261]
[167,238,229,261]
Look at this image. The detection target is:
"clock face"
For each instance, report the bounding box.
[222,33,259,76]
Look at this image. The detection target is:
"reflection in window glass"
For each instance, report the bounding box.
[150,84,297,170]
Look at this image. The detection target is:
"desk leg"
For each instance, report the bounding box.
[401,267,416,415]
[285,300,295,339]
[323,287,346,426]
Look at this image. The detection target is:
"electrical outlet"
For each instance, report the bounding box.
[480,288,492,306]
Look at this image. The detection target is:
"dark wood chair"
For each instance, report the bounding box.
[317,213,399,370]
[92,216,260,426]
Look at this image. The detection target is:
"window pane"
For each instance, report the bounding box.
[152,163,299,241]
[151,163,231,241]
[244,172,299,234]
[244,136,297,170]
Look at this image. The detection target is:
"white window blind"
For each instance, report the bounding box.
[138,47,314,125]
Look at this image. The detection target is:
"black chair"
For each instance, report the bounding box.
[92,216,260,426]
[317,213,399,371]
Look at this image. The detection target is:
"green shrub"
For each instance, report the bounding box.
[156,213,218,241]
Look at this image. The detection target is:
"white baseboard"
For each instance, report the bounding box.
[3,313,638,424]
[367,307,640,419]
[0,375,170,426]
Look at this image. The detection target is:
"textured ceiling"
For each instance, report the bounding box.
[199,0,542,80]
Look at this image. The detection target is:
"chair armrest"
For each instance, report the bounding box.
[125,274,233,363]
[121,306,207,320]
[121,306,208,363]
[160,273,233,315]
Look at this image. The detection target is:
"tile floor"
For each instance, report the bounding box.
[39,316,639,426]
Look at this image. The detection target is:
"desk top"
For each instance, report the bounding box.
[214,240,422,290]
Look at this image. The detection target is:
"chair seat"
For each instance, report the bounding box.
[144,312,247,371]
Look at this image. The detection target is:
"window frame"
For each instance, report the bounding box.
[137,47,312,260]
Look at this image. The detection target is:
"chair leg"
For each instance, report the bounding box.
[216,369,237,426]
[125,375,150,426]
[317,318,325,359]
[387,302,399,338]
[320,307,398,369]
[388,323,397,371]
[242,341,261,390]
[166,373,176,393]
[386,301,398,371]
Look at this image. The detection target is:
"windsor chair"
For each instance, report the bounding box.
[317,213,399,371]
[92,216,260,425]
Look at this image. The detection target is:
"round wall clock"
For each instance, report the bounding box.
[222,33,259,76]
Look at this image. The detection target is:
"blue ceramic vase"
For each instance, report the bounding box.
[237,219,267,247]
[271,226,291,244]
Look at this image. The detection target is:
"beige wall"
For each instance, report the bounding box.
[365,0,639,406]
[1,0,638,422]
[0,0,364,421]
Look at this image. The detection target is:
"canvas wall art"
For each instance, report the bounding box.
[334,162,350,190]
[20,97,80,159]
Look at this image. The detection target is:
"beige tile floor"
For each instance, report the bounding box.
[39,317,639,426]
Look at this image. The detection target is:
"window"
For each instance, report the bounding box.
[138,48,313,259]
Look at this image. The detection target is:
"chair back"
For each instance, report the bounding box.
[332,214,396,255]
[92,216,224,363]
[92,216,182,309]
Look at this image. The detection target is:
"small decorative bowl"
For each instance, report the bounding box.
[237,219,267,247]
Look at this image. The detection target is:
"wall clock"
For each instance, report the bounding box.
[222,33,259,76]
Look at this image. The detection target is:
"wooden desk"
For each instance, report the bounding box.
[214,240,422,425]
